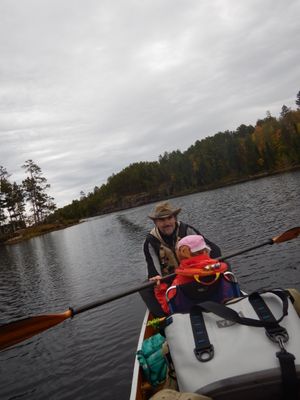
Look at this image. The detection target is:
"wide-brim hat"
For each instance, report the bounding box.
[148,201,181,220]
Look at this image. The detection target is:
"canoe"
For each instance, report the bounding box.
[129,310,173,400]
[130,289,300,400]
[129,309,155,400]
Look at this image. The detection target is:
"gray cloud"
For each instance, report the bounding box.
[0,0,299,207]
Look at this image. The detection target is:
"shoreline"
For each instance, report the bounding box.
[93,164,300,216]
[1,221,81,246]
[2,165,299,246]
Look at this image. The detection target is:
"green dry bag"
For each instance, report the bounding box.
[136,333,168,386]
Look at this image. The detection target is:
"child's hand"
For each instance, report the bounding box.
[149,275,162,285]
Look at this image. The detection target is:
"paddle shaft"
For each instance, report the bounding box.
[72,280,156,315]
[218,239,273,261]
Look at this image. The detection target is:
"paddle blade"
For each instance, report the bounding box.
[0,310,72,351]
[273,227,300,244]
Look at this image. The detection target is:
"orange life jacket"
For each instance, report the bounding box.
[175,254,227,284]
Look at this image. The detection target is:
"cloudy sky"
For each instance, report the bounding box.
[1,0,299,208]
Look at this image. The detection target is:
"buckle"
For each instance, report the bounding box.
[266,327,289,344]
[223,271,238,283]
[194,344,214,362]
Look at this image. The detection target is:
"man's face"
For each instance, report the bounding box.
[154,215,176,236]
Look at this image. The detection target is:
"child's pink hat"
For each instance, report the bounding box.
[177,235,211,252]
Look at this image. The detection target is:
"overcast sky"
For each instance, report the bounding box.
[1,0,299,208]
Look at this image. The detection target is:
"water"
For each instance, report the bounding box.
[0,171,300,399]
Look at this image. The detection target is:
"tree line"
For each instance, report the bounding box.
[49,92,300,222]
[0,160,56,231]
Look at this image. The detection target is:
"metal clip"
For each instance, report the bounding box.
[276,335,286,352]
[223,271,238,283]
[165,285,177,302]
[266,328,289,344]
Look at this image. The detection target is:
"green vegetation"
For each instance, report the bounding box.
[0,160,59,244]
[2,221,79,245]
[50,97,300,222]
[0,160,56,226]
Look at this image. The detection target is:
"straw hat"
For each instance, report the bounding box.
[148,201,181,220]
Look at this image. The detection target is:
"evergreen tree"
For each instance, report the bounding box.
[80,191,86,200]
[266,110,272,119]
[10,182,26,224]
[296,91,300,109]
[22,160,56,224]
[280,105,291,119]
[0,166,10,226]
[2,181,26,229]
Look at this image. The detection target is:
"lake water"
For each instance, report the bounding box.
[0,171,299,399]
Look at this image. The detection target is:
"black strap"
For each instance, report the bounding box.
[249,293,298,399]
[197,289,289,329]
[190,307,214,362]
[249,292,288,342]
[276,348,299,399]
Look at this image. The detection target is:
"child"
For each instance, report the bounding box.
[154,235,235,314]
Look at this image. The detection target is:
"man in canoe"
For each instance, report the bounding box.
[140,201,222,316]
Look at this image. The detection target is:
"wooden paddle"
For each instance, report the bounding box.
[0,226,299,352]
[217,226,300,261]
